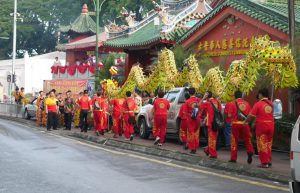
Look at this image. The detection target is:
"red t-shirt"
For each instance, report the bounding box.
[122,97,136,116]
[78,95,91,110]
[250,98,274,123]
[179,103,188,120]
[110,98,125,114]
[153,98,170,116]
[200,98,222,126]
[232,98,251,122]
[224,102,234,123]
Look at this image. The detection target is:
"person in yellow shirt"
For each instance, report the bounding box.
[45,90,58,131]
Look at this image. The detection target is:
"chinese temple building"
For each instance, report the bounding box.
[178,0,300,114]
[102,0,212,76]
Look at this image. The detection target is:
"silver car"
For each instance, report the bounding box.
[137,87,188,142]
[22,98,38,120]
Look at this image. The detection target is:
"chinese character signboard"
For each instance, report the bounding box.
[43,80,87,97]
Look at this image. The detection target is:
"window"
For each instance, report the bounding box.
[165,91,179,103]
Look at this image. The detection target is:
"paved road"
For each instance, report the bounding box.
[0,119,288,193]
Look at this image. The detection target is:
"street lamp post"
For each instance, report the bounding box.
[11,0,18,103]
[95,0,107,91]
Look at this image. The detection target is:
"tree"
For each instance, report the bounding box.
[0,0,154,60]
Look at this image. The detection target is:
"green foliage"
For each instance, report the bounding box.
[173,45,191,69]
[295,32,300,81]
[98,52,125,80]
[0,0,154,60]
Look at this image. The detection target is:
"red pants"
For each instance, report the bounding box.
[124,115,134,139]
[99,111,108,131]
[230,123,254,161]
[112,113,122,135]
[205,125,218,157]
[256,121,274,164]
[153,115,167,143]
[180,119,188,143]
[187,118,200,151]
[93,111,101,132]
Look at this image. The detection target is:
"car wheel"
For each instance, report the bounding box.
[294,181,300,193]
[24,110,31,120]
[176,118,183,144]
[139,118,150,139]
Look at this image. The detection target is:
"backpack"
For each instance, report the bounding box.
[209,100,224,131]
[235,101,247,121]
[191,98,200,120]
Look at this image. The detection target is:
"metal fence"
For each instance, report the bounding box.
[0,103,24,118]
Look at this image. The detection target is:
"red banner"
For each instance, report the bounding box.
[77,65,88,74]
[43,80,87,96]
[67,66,77,76]
[59,66,67,74]
[51,66,59,74]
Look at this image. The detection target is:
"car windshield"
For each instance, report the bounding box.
[165,91,179,103]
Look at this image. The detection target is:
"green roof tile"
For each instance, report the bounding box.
[103,21,161,48]
[60,12,96,35]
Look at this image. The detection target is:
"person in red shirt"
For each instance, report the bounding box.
[179,93,190,149]
[229,90,254,164]
[110,98,125,138]
[122,91,136,141]
[246,88,274,168]
[92,91,103,135]
[185,88,201,154]
[201,91,222,158]
[99,95,109,134]
[77,90,92,133]
[152,90,170,146]
[224,101,234,147]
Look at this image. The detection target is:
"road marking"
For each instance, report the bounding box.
[72,139,289,192]
[11,121,289,192]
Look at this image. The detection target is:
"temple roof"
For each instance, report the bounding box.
[178,0,300,43]
[103,1,209,49]
[60,4,96,35]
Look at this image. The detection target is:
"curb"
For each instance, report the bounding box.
[68,132,290,184]
[0,115,290,184]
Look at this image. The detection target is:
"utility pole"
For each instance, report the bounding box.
[95,0,107,91]
[11,0,17,103]
[288,0,295,115]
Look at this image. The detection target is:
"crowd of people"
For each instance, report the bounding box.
[35,87,274,169]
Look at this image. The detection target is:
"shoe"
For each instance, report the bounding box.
[190,150,196,154]
[95,131,100,136]
[158,143,162,147]
[84,130,87,133]
[130,135,134,141]
[247,153,253,164]
[46,129,51,131]
[154,137,160,145]
[119,133,122,136]
[80,129,83,132]
[100,131,104,136]
[228,160,237,163]
[204,149,209,156]
[183,143,188,150]
[258,164,270,168]
[268,163,272,167]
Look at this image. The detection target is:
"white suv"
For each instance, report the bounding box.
[290,116,300,193]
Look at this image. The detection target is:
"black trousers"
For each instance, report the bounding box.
[47,112,58,130]
[79,110,88,131]
[64,113,73,130]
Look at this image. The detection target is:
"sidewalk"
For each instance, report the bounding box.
[0,115,291,184]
